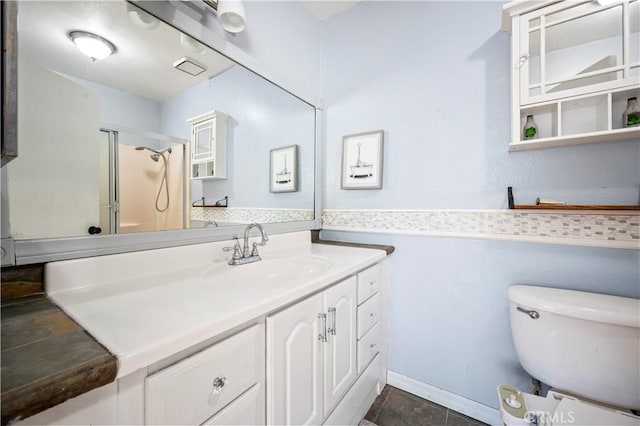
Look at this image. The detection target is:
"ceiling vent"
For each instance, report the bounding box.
[173,57,207,76]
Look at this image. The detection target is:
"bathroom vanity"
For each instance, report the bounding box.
[14,231,389,425]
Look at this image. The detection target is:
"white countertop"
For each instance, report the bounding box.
[46,232,386,378]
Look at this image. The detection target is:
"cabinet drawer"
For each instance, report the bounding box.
[357,264,380,305]
[146,324,262,425]
[357,323,380,375]
[357,293,380,339]
[203,383,264,425]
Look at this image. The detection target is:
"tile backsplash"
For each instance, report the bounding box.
[191,207,314,224]
[322,209,640,249]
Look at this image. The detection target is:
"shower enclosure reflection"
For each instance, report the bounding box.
[99,128,188,235]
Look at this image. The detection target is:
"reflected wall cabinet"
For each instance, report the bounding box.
[187,110,229,179]
[502,0,640,151]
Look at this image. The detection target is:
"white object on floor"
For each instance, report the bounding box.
[497,385,640,426]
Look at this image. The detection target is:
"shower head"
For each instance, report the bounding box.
[135,146,171,162]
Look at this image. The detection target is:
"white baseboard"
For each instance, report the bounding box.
[387,371,502,425]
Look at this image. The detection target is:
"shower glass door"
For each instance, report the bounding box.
[99,129,118,234]
[111,128,188,234]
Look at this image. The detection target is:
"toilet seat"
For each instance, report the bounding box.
[498,385,640,426]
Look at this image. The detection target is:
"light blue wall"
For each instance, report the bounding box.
[318,0,640,411]
[320,1,640,209]
[228,1,322,103]
[320,231,640,409]
[160,65,315,209]
[66,76,162,134]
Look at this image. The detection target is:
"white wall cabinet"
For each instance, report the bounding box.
[502,0,640,151]
[266,276,357,425]
[187,110,229,179]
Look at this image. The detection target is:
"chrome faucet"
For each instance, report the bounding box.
[223,223,269,265]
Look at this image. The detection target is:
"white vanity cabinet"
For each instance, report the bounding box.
[21,235,389,426]
[267,261,387,426]
[187,110,229,179]
[355,264,382,375]
[266,276,357,425]
[502,0,640,151]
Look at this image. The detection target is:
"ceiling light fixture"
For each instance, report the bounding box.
[216,0,246,34]
[68,31,117,61]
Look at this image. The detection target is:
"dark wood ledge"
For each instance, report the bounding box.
[1,295,117,425]
[311,230,395,255]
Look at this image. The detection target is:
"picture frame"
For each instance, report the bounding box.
[341,130,384,190]
[270,144,298,193]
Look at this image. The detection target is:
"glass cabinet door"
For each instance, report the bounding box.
[521,0,637,104]
[192,120,215,162]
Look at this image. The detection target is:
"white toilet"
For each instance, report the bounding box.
[498,285,640,426]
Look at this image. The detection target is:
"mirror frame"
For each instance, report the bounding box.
[1,0,323,265]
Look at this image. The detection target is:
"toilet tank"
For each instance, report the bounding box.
[508,285,640,410]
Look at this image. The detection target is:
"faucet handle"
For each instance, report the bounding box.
[223,237,243,261]
[250,242,260,257]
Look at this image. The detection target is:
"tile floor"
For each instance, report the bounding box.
[363,385,488,426]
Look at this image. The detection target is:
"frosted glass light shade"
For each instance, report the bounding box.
[217,0,246,33]
[68,31,116,61]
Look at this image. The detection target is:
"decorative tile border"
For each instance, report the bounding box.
[322,209,640,250]
[191,207,314,224]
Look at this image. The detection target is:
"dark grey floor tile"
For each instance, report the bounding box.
[374,386,448,426]
[364,385,392,423]
[446,410,488,426]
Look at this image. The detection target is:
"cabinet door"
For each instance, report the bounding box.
[192,119,215,162]
[323,276,357,414]
[520,1,629,104]
[267,293,324,426]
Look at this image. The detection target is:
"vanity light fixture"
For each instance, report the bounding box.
[216,0,246,33]
[68,31,116,61]
[180,33,206,54]
[126,3,159,30]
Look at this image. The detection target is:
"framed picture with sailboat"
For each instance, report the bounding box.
[341,130,384,189]
[270,144,298,193]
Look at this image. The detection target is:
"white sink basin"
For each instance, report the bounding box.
[217,256,333,285]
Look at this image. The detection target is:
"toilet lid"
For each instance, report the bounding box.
[551,398,639,426]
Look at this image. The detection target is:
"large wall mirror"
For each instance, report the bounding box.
[5,0,316,249]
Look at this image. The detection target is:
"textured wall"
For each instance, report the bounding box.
[318,0,640,412]
[320,1,640,210]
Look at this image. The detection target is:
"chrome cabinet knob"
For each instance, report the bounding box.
[212,376,227,393]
